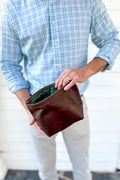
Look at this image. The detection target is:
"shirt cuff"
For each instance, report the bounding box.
[94,52,114,72]
[8,81,30,94]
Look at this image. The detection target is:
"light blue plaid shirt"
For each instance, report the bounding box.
[1,0,120,95]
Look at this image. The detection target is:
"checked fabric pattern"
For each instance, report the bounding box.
[1,0,120,95]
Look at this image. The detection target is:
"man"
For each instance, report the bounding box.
[1,0,120,180]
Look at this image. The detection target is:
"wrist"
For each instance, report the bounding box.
[81,57,108,79]
[79,66,93,81]
[15,88,31,111]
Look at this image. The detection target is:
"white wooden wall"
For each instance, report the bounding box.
[86,0,120,171]
[0,0,120,174]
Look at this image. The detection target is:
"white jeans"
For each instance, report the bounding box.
[29,96,92,180]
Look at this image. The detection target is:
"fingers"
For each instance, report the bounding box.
[28,112,47,135]
[64,79,76,91]
[56,76,71,89]
[34,122,47,136]
[29,119,47,136]
[55,68,77,90]
[29,118,35,125]
[55,69,69,89]
[29,114,36,125]
[55,69,72,89]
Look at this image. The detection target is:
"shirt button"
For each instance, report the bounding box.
[50,0,53,4]
[54,43,57,46]
[56,64,59,67]
[52,21,55,24]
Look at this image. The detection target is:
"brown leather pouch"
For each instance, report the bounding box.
[26,83,84,137]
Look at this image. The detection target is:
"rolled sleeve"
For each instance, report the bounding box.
[0,3,30,93]
[90,0,120,72]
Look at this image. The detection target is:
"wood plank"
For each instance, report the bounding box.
[90,143,120,153]
[0,142,34,152]
[90,152,117,162]
[85,86,120,98]
[90,124,120,133]
[5,160,72,170]
[88,72,120,86]
[89,111,120,122]
[0,131,31,142]
[90,132,119,143]
[86,97,120,111]
[90,162,116,171]
[57,142,120,153]
[2,160,38,170]
[0,98,25,110]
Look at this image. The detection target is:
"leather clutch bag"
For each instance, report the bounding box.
[26,83,84,137]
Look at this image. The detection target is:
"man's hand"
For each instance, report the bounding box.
[15,88,47,136]
[27,110,47,135]
[55,57,108,91]
[55,68,88,91]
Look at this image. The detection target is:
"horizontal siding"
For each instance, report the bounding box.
[0,0,120,172]
[87,0,120,170]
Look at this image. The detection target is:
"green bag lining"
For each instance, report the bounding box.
[30,86,58,104]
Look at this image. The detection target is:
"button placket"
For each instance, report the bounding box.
[49,1,61,73]
[52,21,55,24]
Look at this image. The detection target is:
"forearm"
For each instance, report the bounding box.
[15,88,46,135]
[82,57,108,79]
[15,88,31,112]
[55,57,108,90]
